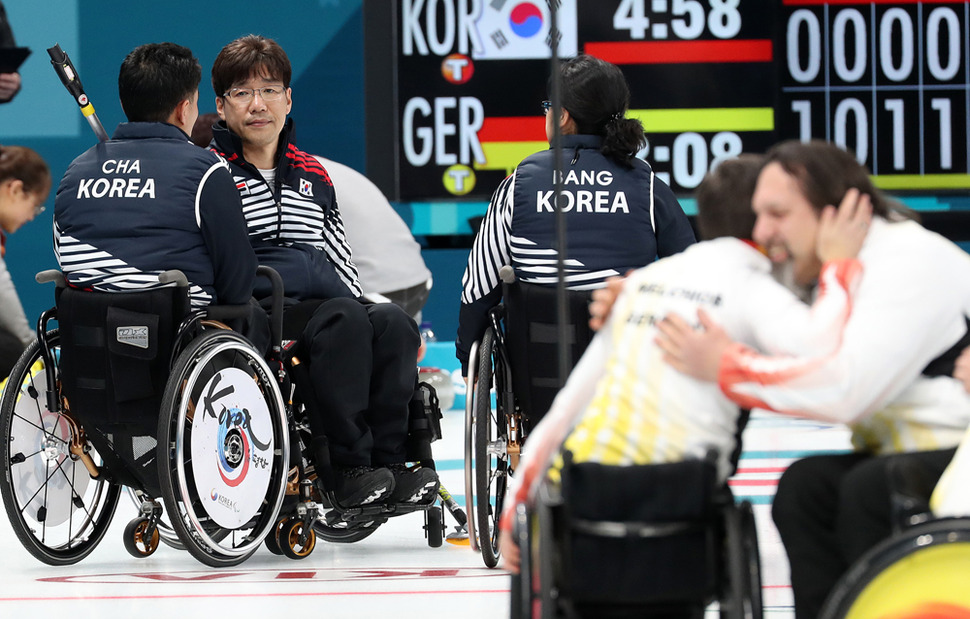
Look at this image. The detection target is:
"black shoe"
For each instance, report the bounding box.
[386,464,439,504]
[332,466,395,506]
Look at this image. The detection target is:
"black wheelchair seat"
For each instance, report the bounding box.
[503,280,594,431]
[559,457,721,607]
[513,452,763,619]
[56,284,190,496]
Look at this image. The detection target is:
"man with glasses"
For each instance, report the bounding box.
[207,35,438,508]
[55,42,256,311]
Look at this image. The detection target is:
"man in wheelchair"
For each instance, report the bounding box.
[656,141,970,618]
[206,35,438,509]
[497,155,870,616]
[0,42,285,566]
[55,42,257,313]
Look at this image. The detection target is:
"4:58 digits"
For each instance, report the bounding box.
[613,0,742,40]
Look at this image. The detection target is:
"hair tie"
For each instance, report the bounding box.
[610,112,622,124]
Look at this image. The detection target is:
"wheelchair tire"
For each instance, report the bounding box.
[312,517,380,543]
[123,517,160,558]
[820,517,970,619]
[426,505,443,548]
[264,518,286,555]
[277,517,315,559]
[157,329,289,567]
[474,326,507,568]
[721,501,763,619]
[740,502,763,619]
[0,332,122,565]
[126,487,184,551]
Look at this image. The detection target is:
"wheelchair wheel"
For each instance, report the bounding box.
[0,332,122,565]
[123,517,160,558]
[473,326,509,568]
[126,487,184,550]
[264,517,287,555]
[426,504,443,548]
[721,501,763,619]
[157,329,289,567]
[820,517,970,619]
[277,516,315,559]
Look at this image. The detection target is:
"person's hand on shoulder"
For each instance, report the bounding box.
[655,309,732,382]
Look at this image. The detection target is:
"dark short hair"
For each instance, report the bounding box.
[211,35,292,98]
[0,145,51,196]
[554,54,645,166]
[695,155,763,241]
[765,140,896,220]
[118,43,201,123]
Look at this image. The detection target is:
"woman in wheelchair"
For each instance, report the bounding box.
[496,156,869,617]
[456,53,696,386]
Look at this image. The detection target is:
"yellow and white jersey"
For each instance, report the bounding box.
[500,237,862,532]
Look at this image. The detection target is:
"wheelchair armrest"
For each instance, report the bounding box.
[202,304,253,323]
[35,270,66,287]
[158,270,189,287]
[499,265,516,284]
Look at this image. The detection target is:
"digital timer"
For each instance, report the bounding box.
[612,0,743,41]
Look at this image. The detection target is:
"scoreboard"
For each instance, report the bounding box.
[363,0,970,202]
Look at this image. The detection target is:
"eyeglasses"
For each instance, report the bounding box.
[541,100,552,114]
[222,86,286,105]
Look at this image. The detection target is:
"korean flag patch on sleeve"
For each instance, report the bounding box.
[299,178,314,197]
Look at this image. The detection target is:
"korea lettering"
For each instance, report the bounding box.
[75,159,155,199]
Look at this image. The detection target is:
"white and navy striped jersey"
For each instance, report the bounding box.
[53,122,257,308]
[211,121,361,302]
[456,134,695,372]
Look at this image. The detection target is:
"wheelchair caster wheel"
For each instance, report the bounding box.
[123,517,160,558]
[264,518,287,556]
[278,518,316,560]
[426,505,443,548]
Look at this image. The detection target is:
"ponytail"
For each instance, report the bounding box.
[601,116,646,168]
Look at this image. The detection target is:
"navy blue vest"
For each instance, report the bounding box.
[510,134,688,285]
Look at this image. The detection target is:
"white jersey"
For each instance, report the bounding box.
[499,238,862,531]
[721,217,970,454]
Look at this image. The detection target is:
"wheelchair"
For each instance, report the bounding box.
[819,458,970,618]
[0,267,290,566]
[510,452,763,619]
[277,330,447,553]
[464,266,595,567]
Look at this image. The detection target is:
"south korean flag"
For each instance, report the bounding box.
[472,0,577,61]
[299,178,314,197]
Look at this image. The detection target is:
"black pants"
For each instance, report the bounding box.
[296,298,419,467]
[772,448,956,618]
